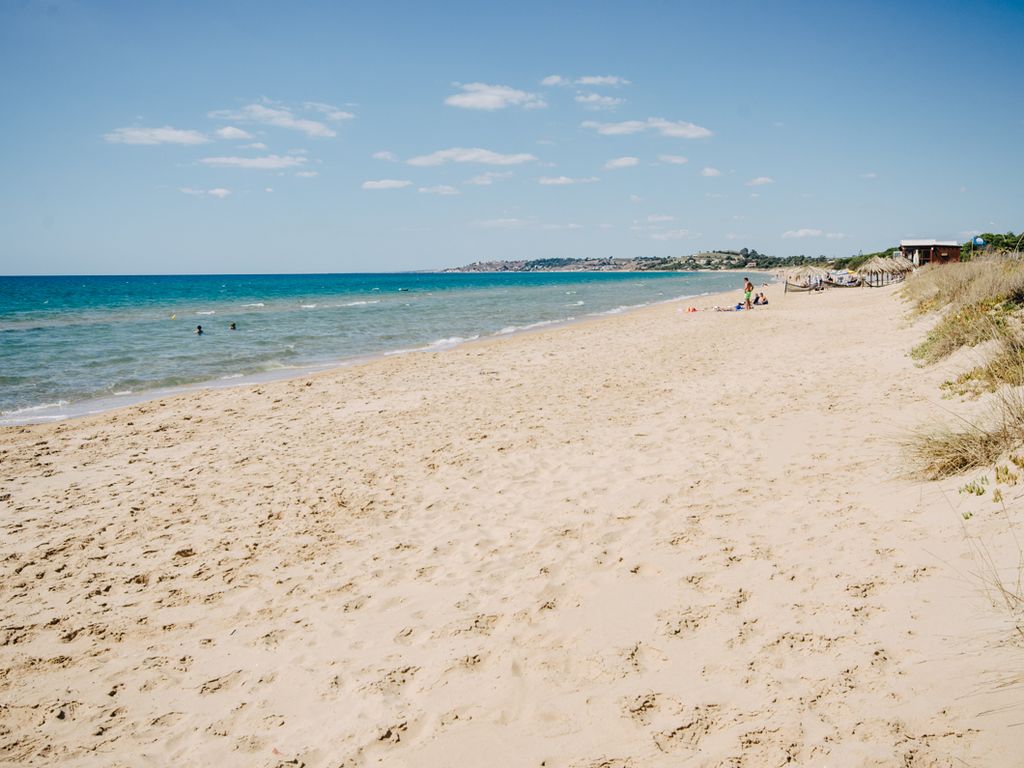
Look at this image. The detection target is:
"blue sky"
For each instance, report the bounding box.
[1,0,1022,274]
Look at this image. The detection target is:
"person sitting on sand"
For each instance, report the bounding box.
[759,292,769,305]
[195,325,204,335]
[752,294,763,305]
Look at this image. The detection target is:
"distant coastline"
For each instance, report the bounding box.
[444,251,814,273]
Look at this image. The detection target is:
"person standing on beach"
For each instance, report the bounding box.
[743,278,754,310]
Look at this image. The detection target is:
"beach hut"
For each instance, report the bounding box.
[784,265,829,292]
[899,239,961,266]
[857,256,903,287]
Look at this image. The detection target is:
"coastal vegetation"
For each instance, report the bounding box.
[904,255,1024,478]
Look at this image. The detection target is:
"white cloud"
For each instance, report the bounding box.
[419,185,460,195]
[295,170,319,178]
[701,167,722,177]
[583,119,646,135]
[538,175,599,185]
[179,187,231,198]
[575,93,624,110]
[658,154,688,164]
[200,154,307,170]
[746,176,774,186]
[208,102,336,138]
[408,147,536,166]
[477,218,528,229]
[445,83,545,110]
[582,117,711,138]
[303,101,355,121]
[465,171,513,185]
[577,75,630,86]
[543,74,630,87]
[725,233,743,240]
[605,156,639,169]
[647,214,675,222]
[825,232,848,240]
[362,179,413,190]
[782,228,823,239]
[629,194,643,202]
[650,229,692,241]
[265,187,273,193]
[105,126,209,145]
[705,192,724,198]
[543,223,584,231]
[216,126,254,140]
[242,142,268,150]
[372,150,399,161]
[861,172,878,179]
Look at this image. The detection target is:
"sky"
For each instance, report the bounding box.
[1,0,1022,275]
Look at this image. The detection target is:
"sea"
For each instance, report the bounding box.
[0,271,758,425]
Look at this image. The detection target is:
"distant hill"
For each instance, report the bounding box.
[446,232,1021,273]
[446,249,834,273]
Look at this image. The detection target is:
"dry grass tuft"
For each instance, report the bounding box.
[909,384,1024,480]
[943,328,1024,397]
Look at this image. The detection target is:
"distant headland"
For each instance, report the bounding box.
[444,232,1022,273]
[444,250,796,273]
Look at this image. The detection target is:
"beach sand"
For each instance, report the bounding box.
[1,283,1020,766]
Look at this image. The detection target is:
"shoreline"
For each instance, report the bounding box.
[5,280,1013,765]
[1,277,774,428]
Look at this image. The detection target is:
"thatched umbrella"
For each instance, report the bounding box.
[785,264,828,282]
[890,254,915,272]
[857,256,901,286]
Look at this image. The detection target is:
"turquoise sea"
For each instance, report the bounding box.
[0,271,758,425]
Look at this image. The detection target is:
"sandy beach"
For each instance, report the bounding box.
[1,282,1020,767]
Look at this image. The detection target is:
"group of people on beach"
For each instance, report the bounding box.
[708,278,769,312]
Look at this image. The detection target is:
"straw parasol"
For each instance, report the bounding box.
[890,254,915,272]
[785,264,829,283]
[857,256,902,285]
[856,256,898,275]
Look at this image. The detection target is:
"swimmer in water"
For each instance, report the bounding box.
[229,322,236,330]
[195,325,204,335]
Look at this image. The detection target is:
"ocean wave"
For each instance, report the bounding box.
[243,302,265,307]
[493,318,565,335]
[196,310,216,315]
[0,400,69,417]
[112,390,133,396]
[567,300,585,306]
[300,304,317,309]
[337,300,381,307]
[385,335,480,356]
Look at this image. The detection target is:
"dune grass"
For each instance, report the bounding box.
[906,256,1024,478]
[908,386,1024,479]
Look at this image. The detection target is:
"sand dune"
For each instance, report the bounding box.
[1,283,1020,766]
